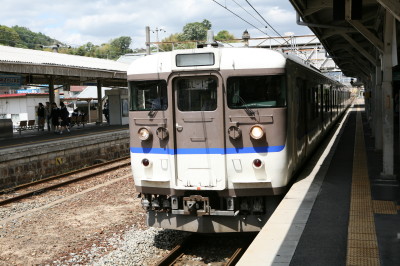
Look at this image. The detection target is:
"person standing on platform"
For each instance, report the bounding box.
[45,102,51,131]
[50,102,60,134]
[103,99,110,124]
[59,102,70,134]
[37,103,45,131]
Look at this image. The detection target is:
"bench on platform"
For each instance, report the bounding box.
[70,115,87,128]
[27,120,36,130]
[14,120,38,134]
[14,120,27,134]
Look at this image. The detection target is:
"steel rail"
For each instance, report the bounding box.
[226,247,246,266]
[0,156,130,194]
[155,235,195,266]
[0,158,131,206]
[155,233,253,266]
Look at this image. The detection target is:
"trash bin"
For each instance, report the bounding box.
[0,119,13,138]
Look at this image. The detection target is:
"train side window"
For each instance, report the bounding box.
[227,75,286,109]
[129,80,168,111]
[323,84,330,113]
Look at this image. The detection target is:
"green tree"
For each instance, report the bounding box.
[12,25,58,49]
[159,33,184,51]
[181,19,212,41]
[95,43,113,59]
[109,36,133,59]
[215,30,236,41]
[71,42,96,57]
[85,42,97,57]
[0,25,22,47]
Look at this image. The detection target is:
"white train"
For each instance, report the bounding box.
[127,42,351,233]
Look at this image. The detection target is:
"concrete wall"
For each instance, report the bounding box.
[106,88,129,125]
[0,130,130,190]
[0,95,48,123]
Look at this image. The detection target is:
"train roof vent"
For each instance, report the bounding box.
[197,30,220,48]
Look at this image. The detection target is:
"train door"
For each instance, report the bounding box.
[322,84,331,129]
[296,78,307,160]
[172,74,226,189]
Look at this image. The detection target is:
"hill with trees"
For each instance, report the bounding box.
[1,20,235,59]
[0,24,133,60]
[0,25,60,49]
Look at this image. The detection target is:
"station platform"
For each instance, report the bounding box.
[0,122,128,150]
[238,100,400,266]
[0,122,129,190]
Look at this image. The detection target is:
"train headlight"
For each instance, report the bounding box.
[138,127,152,141]
[249,125,264,140]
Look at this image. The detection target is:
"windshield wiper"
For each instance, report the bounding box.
[234,95,255,116]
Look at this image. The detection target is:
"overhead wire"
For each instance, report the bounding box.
[231,0,266,30]
[212,0,311,58]
[211,0,269,36]
[244,0,283,38]
[212,0,288,46]
[244,0,292,47]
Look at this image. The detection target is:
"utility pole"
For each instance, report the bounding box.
[145,26,151,55]
[152,27,166,53]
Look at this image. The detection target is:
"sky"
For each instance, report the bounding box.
[0,0,312,49]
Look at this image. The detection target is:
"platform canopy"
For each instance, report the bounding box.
[289,0,400,183]
[0,45,128,87]
[289,0,399,82]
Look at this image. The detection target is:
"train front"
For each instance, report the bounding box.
[128,47,289,233]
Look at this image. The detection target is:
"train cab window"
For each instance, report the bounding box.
[227,75,286,109]
[175,77,217,111]
[129,80,167,111]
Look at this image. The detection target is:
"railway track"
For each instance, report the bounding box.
[155,233,256,266]
[0,156,131,206]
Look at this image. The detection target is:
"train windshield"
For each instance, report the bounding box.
[227,75,286,109]
[129,80,167,111]
[176,76,217,111]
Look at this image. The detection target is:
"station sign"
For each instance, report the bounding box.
[0,74,21,87]
[16,88,41,94]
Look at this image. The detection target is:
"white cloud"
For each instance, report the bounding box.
[0,0,312,49]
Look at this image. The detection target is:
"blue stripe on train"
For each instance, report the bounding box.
[130,145,285,155]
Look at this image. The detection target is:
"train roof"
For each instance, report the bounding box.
[127,48,288,75]
[127,47,340,85]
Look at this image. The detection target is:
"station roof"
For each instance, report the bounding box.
[0,93,48,98]
[289,0,399,82]
[0,45,129,87]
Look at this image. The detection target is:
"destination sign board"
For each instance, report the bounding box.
[0,74,21,87]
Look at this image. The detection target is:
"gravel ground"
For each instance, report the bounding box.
[0,166,189,266]
[51,227,190,266]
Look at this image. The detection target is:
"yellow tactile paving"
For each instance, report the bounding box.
[351,190,372,197]
[350,199,373,206]
[348,225,376,234]
[346,111,380,266]
[348,239,378,249]
[372,200,398,214]
[348,232,377,242]
[347,256,380,266]
[348,247,380,258]
[349,214,374,223]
